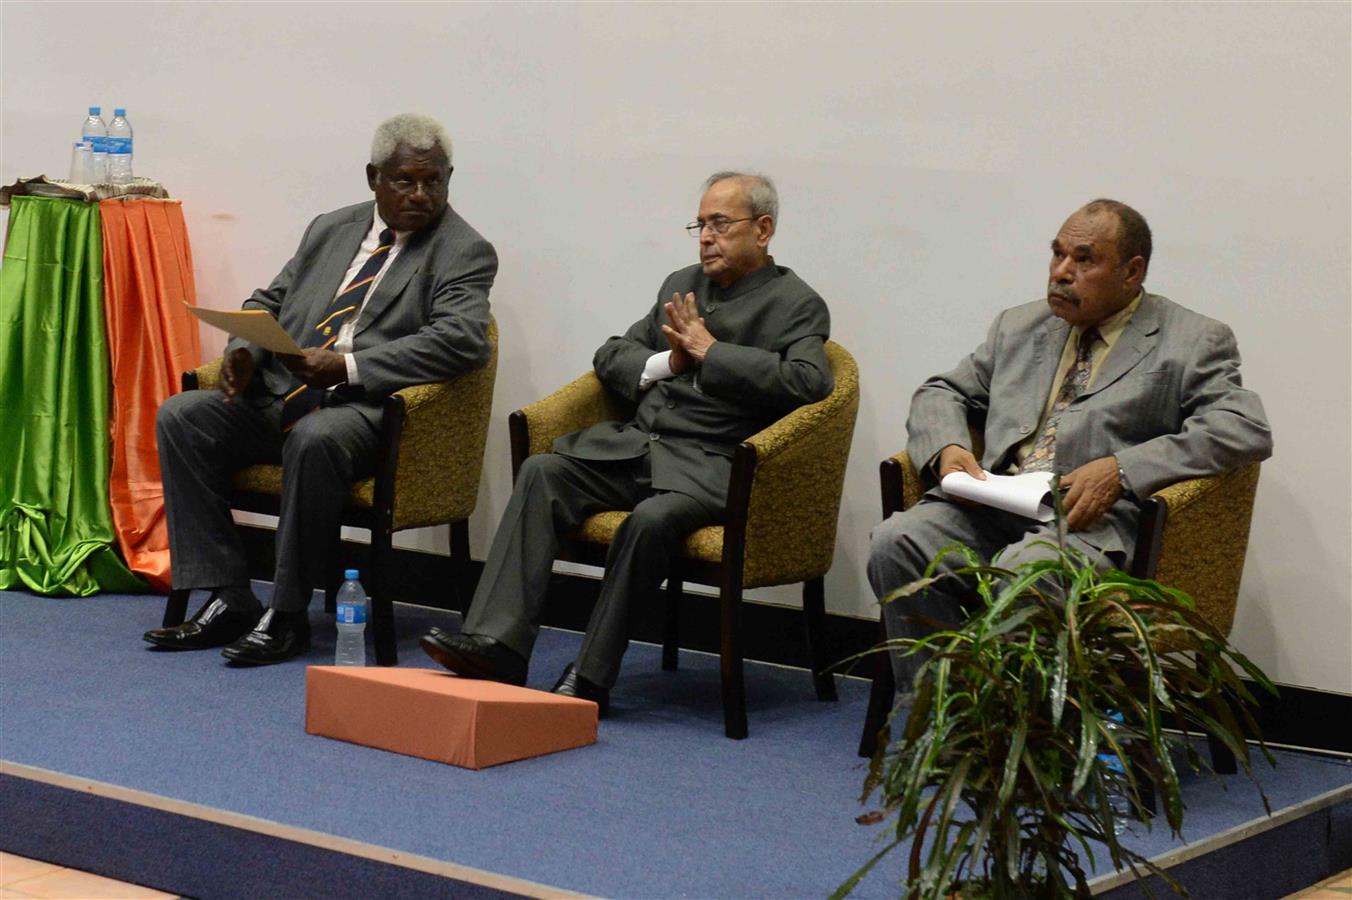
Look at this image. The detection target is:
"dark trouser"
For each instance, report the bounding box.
[866,496,1123,690]
[462,452,716,688]
[156,389,379,613]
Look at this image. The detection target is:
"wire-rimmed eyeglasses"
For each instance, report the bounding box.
[685,216,755,237]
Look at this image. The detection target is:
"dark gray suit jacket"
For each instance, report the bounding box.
[905,291,1273,557]
[553,261,832,514]
[226,200,497,428]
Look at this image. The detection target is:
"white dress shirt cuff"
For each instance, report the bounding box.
[638,350,675,390]
[344,353,361,386]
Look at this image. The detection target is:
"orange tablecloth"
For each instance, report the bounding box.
[99,199,201,590]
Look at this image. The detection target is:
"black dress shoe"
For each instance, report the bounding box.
[419,628,527,686]
[551,663,609,717]
[221,609,311,666]
[143,596,259,651]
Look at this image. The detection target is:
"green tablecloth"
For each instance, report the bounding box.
[0,196,143,595]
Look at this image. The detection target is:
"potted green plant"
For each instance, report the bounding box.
[840,516,1276,899]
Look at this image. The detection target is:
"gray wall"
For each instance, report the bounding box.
[2,2,1348,694]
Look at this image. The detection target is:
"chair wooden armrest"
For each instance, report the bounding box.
[184,358,223,392]
[509,371,632,478]
[881,451,919,519]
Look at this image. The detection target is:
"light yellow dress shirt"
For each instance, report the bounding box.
[1014,291,1143,468]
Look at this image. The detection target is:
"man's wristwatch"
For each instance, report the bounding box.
[1116,461,1132,497]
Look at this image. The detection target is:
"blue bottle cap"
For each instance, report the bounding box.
[89,106,101,115]
[344,568,360,580]
[114,108,126,116]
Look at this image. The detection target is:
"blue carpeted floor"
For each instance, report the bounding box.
[2,587,1349,897]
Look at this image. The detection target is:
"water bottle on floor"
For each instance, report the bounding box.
[334,569,367,667]
[107,108,134,185]
[81,106,108,183]
[1098,709,1132,835]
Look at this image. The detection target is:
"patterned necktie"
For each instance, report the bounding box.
[1020,327,1101,473]
[281,228,395,429]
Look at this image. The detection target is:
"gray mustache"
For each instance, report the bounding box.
[1048,286,1080,305]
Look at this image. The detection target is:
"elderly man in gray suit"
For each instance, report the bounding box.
[869,199,1272,686]
[144,114,497,666]
[420,172,833,712]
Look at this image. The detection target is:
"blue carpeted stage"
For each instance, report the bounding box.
[2,587,1349,898]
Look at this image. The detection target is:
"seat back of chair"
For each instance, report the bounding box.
[390,317,499,531]
[511,370,634,476]
[1150,462,1261,640]
[740,340,861,588]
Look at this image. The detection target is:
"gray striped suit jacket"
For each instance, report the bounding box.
[226,200,497,429]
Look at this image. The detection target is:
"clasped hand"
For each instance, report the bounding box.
[660,292,716,374]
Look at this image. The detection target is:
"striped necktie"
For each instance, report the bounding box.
[281,228,395,429]
[1020,326,1100,473]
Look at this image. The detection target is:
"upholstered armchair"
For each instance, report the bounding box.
[510,340,860,739]
[161,319,499,666]
[857,450,1263,777]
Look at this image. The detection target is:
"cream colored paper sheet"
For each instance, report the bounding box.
[186,306,303,355]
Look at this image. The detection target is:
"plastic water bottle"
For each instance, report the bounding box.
[107,108,133,185]
[1098,710,1132,835]
[334,569,367,666]
[81,107,108,183]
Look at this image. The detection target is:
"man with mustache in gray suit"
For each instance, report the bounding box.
[144,114,497,666]
[868,199,1272,688]
[420,172,833,713]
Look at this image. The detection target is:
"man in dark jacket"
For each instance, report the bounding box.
[421,172,832,711]
[144,114,496,666]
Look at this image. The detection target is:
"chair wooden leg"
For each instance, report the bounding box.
[163,589,191,628]
[324,528,343,615]
[1199,659,1240,775]
[662,575,682,671]
[1133,760,1158,821]
[370,528,397,666]
[802,577,837,701]
[449,519,472,616]
[1207,730,1239,775]
[858,615,895,758]
[323,569,341,615]
[720,572,748,740]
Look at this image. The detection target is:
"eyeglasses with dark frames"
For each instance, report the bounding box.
[381,174,447,196]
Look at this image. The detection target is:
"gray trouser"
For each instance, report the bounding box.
[156,389,379,612]
[463,452,716,687]
[866,497,1122,689]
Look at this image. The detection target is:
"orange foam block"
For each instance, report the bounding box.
[305,666,597,769]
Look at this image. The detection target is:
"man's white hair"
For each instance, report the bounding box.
[703,170,778,222]
[370,114,453,167]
